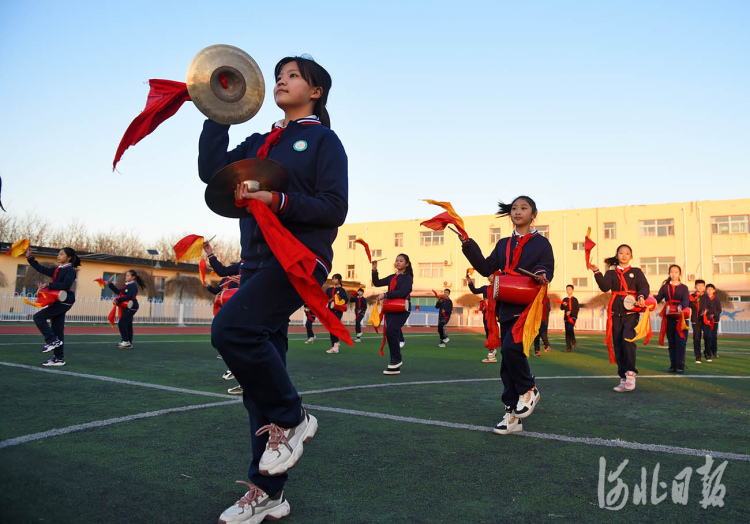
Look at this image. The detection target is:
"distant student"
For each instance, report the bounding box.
[654,265,690,373]
[108,270,146,349]
[468,274,498,363]
[350,288,367,342]
[589,244,650,393]
[435,289,453,347]
[689,280,707,364]
[325,273,348,354]
[26,246,80,367]
[204,242,242,283]
[533,296,551,357]
[303,305,317,344]
[372,254,413,375]
[703,284,722,361]
[561,285,579,352]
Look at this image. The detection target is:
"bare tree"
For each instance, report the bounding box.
[165,275,214,301]
[0,270,7,288]
[581,292,611,310]
[456,293,481,308]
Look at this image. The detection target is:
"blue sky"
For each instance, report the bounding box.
[1,0,747,245]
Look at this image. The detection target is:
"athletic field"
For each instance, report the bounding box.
[1,328,749,523]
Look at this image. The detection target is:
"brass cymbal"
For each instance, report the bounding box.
[186,44,264,125]
[205,158,289,218]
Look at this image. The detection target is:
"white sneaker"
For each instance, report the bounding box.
[494,408,523,435]
[399,341,405,348]
[117,340,128,348]
[217,482,290,524]
[624,371,636,391]
[355,336,362,343]
[305,337,315,344]
[227,385,243,395]
[613,378,627,392]
[482,349,497,363]
[118,341,133,349]
[695,359,702,364]
[326,342,340,354]
[514,386,540,419]
[256,408,318,476]
[42,339,63,353]
[438,343,446,348]
[442,338,450,343]
[42,357,66,367]
[217,354,224,360]
[222,370,235,381]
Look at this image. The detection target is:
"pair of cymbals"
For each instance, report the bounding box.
[186,44,264,125]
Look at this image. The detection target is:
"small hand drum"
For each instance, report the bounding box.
[490,273,541,305]
[382,298,409,313]
[665,304,683,317]
[623,295,657,312]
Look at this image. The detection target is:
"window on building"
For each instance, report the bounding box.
[413,297,437,308]
[572,242,585,251]
[713,255,750,274]
[639,219,674,237]
[572,277,588,287]
[100,272,126,298]
[372,249,382,258]
[347,235,356,249]
[14,265,30,295]
[346,265,355,279]
[536,225,549,238]
[640,257,675,276]
[490,228,501,244]
[604,222,616,239]
[420,231,444,247]
[711,215,749,235]
[418,263,444,278]
[394,233,403,247]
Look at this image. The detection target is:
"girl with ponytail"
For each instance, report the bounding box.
[25,245,80,366]
[108,269,146,349]
[198,54,347,520]
[589,245,650,392]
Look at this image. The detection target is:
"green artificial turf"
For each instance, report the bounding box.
[1,330,748,523]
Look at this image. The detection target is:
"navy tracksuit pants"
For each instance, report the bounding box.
[329,310,344,344]
[211,258,326,496]
[499,318,536,408]
[664,317,688,369]
[118,309,136,343]
[33,302,72,359]
[611,313,639,378]
[385,311,409,364]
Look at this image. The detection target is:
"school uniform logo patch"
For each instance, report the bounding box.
[629,273,634,278]
[293,140,308,152]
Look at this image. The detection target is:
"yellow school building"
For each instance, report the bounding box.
[330,198,750,310]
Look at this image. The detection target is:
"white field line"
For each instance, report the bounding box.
[2,362,750,461]
[0,400,240,449]
[304,404,750,463]
[0,362,236,399]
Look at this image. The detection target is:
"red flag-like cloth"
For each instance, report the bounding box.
[585,227,596,270]
[113,80,191,171]
[236,199,353,346]
[199,259,207,285]
[354,238,372,263]
[420,211,469,239]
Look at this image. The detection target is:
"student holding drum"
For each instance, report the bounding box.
[25,246,80,366]
[589,244,650,392]
[655,265,691,373]
[459,196,553,435]
[372,254,413,375]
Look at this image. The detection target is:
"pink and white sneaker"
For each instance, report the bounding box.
[624,371,636,391]
[613,377,627,392]
[326,342,340,354]
[218,481,290,524]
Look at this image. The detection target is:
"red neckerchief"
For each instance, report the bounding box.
[703,295,717,330]
[565,296,576,324]
[256,125,285,159]
[389,274,398,292]
[51,263,71,284]
[504,232,535,275]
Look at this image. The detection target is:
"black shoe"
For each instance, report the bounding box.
[566,348,572,353]
[667,367,676,373]
[676,367,685,374]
